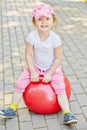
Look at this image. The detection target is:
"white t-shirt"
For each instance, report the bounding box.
[26,30,62,70]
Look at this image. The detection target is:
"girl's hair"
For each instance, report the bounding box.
[32,15,58,25]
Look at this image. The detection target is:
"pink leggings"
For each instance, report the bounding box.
[14,66,65,95]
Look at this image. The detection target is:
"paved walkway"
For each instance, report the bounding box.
[0,0,87,130]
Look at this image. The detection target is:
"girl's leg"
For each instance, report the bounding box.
[57,94,70,114]
[0,67,41,118]
[51,73,71,114]
[51,68,78,124]
[10,66,42,111]
[50,66,70,113]
[10,92,23,111]
[11,92,22,104]
[10,67,31,111]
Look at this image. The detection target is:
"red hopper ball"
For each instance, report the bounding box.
[23,75,71,114]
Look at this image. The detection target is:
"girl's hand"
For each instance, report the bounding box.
[43,73,52,83]
[30,72,39,82]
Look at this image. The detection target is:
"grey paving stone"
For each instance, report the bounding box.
[0,118,5,125]
[57,111,64,125]
[76,93,87,106]
[69,101,82,114]
[18,108,31,122]
[71,84,84,94]
[31,114,46,128]
[3,75,13,84]
[45,113,57,119]
[69,91,77,102]
[70,64,83,71]
[20,122,33,130]
[6,118,19,130]
[81,106,87,120]
[0,100,4,110]
[46,118,61,130]
[5,94,12,105]
[63,67,74,76]
[0,82,4,90]
[0,91,4,100]
[74,71,87,79]
[77,129,87,130]
[35,128,47,130]
[75,114,87,129]
[60,124,77,130]
[79,78,87,89]
[4,69,13,77]
[0,125,5,130]
[67,75,79,85]
[5,84,14,93]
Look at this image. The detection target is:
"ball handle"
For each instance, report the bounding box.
[39,75,50,84]
[39,75,44,82]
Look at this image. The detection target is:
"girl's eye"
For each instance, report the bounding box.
[37,17,50,21]
[46,18,50,20]
[38,18,42,21]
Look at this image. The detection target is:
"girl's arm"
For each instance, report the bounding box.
[25,42,35,73]
[48,45,62,75]
[25,42,39,81]
[43,45,62,82]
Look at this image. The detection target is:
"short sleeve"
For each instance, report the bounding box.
[26,31,34,45]
[51,31,62,48]
[53,33,62,48]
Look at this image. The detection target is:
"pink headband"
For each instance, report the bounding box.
[32,3,55,19]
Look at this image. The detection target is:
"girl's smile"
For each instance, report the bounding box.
[35,16,54,32]
[41,25,48,28]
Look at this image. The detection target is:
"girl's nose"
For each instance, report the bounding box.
[42,18,47,24]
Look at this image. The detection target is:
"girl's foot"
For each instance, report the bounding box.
[64,113,78,125]
[0,107,16,118]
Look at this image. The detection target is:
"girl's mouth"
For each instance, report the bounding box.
[41,25,48,28]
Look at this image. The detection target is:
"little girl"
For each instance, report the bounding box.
[0,3,78,125]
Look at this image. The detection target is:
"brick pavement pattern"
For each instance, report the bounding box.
[0,0,87,130]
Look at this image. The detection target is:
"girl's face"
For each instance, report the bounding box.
[34,16,54,32]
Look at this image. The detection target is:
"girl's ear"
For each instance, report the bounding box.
[32,17,36,25]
